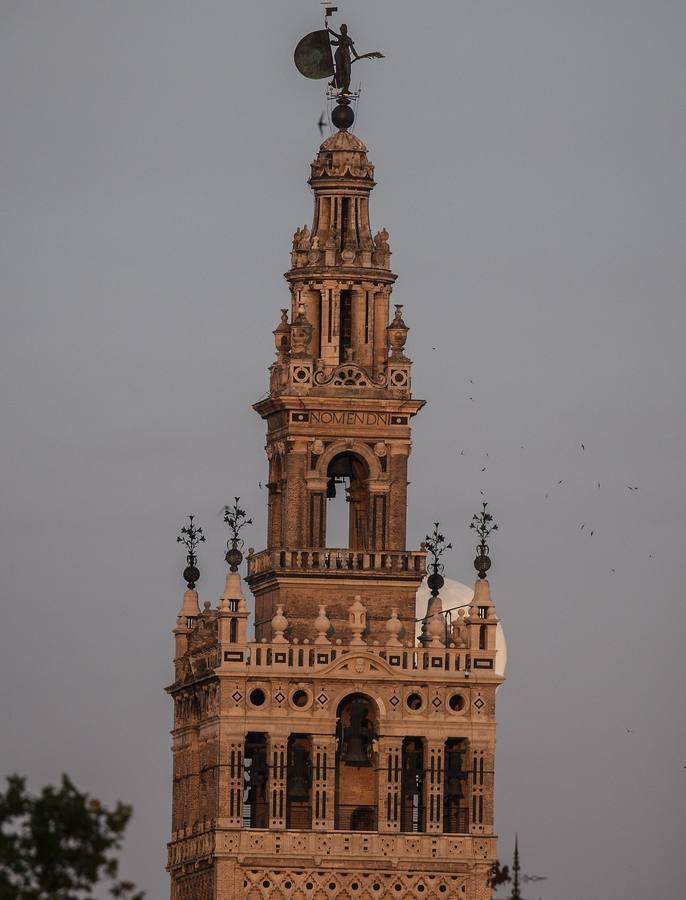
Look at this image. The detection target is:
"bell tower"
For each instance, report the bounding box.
[250,114,425,648]
[166,94,504,900]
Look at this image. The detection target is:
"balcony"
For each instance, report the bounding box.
[247,548,426,580]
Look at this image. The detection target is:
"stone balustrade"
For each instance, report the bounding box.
[247,548,426,579]
[221,640,497,677]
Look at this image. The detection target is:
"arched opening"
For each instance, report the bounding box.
[401,737,425,832]
[325,452,370,550]
[267,455,283,549]
[443,738,469,833]
[335,694,378,830]
[286,734,312,829]
[243,732,268,828]
[479,624,487,651]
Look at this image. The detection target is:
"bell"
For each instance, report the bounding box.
[327,453,356,478]
[340,701,373,767]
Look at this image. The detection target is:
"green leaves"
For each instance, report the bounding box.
[0,774,144,900]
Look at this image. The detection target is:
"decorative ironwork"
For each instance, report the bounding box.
[470,501,498,579]
[223,497,253,571]
[424,522,452,597]
[510,834,521,900]
[176,514,206,589]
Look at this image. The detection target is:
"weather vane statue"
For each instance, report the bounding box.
[294,4,384,127]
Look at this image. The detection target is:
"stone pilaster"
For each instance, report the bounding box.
[268,736,288,830]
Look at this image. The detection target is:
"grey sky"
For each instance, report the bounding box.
[1,1,685,897]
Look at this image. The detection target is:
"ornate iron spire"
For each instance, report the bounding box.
[470,501,498,579]
[176,514,206,589]
[510,834,521,900]
[424,522,452,597]
[223,497,253,572]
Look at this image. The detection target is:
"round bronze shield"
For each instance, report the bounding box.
[294,30,334,80]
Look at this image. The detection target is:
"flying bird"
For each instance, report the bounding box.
[317,112,327,137]
[557,480,564,485]
[481,467,487,473]
[628,485,638,491]
[580,443,585,450]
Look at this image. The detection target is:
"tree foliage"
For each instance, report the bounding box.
[491,859,511,888]
[0,774,144,900]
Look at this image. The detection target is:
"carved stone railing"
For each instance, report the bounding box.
[169,827,495,867]
[247,548,426,579]
[219,640,497,678]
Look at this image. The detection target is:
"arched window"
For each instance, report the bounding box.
[444,738,469,833]
[286,734,312,829]
[479,624,487,651]
[244,733,268,828]
[335,694,378,831]
[401,737,424,833]
[325,452,370,550]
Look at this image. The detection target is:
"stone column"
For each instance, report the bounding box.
[221,737,243,828]
[469,744,488,836]
[350,286,366,364]
[373,289,389,373]
[307,488,326,548]
[369,491,387,550]
[377,737,402,832]
[425,741,445,833]
[312,736,336,831]
[319,284,341,368]
[387,449,409,550]
[302,286,321,360]
[283,446,307,547]
[268,735,288,830]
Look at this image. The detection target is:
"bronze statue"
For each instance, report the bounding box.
[294,19,384,94]
[325,23,384,94]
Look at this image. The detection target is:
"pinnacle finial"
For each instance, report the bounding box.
[510,834,521,900]
[222,497,252,572]
[470,501,498,579]
[424,522,452,597]
[176,514,206,589]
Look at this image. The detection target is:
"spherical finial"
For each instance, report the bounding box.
[223,497,252,572]
[474,553,491,580]
[331,97,354,131]
[427,571,444,597]
[470,501,498,579]
[177,514,205,589]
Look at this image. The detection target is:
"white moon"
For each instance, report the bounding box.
[415,577,507,676]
